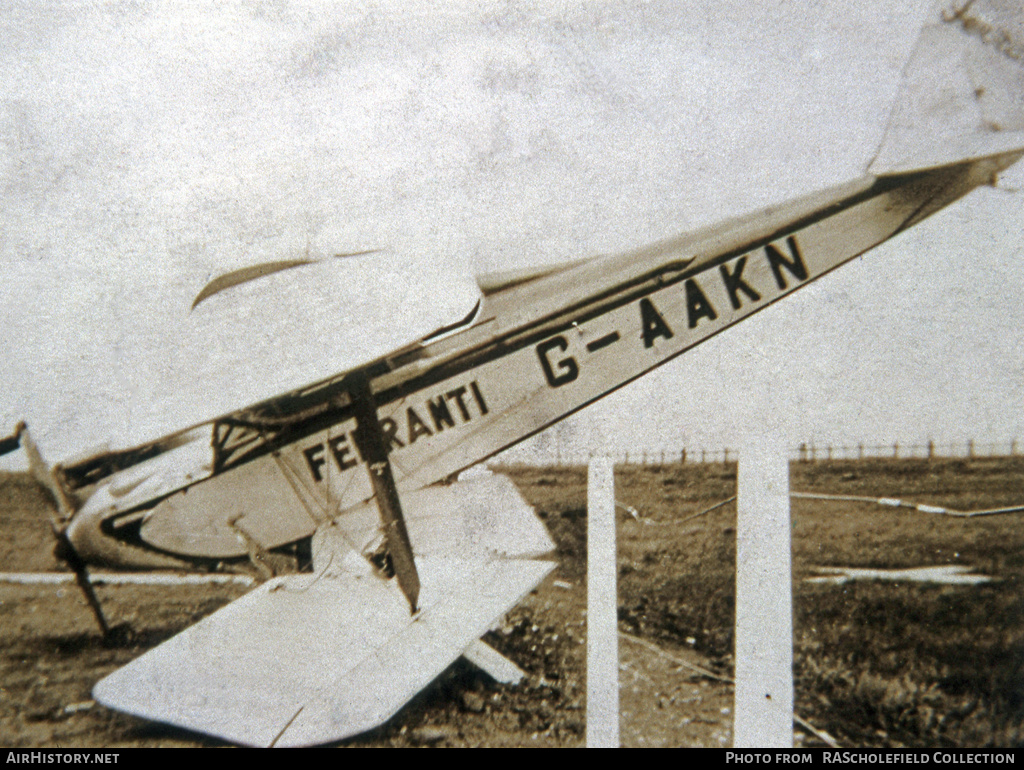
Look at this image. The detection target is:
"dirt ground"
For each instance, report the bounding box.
[5,456,1019,748]
[0,576,737,748]
[0,470,736,749]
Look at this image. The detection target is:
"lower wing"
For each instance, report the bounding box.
[92,473,555,747]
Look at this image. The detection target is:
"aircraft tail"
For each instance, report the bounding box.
[869,0,1024,175]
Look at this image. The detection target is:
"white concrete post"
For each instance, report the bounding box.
[587,456,619,748]
[734,439,793,748]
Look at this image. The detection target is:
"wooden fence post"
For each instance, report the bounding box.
[735,439,793,748]
[587,457,619,748]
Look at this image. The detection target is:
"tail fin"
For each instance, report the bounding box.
[869,0,1024,175]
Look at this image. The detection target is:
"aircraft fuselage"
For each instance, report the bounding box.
[60,153,1018,568]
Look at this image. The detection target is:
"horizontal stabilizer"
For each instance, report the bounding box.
[93,556,555,747]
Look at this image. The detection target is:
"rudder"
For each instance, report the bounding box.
[870,0,1024,175]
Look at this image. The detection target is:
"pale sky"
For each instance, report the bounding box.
[2,0,1022,468]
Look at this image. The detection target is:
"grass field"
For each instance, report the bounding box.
[2,455,1022,747]
[505,455,1024,748]
[791,457,1024,748]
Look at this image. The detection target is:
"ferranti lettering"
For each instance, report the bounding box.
[302,379,489,481]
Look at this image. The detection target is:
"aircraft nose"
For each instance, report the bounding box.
[62,506,110,565]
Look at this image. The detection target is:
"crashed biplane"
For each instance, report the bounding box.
[4,0,1024,748]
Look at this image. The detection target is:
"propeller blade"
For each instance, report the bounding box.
[0,421,25,456]
[15,423,112,637]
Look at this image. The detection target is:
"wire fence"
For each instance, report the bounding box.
[530,440,1021,467]
[791,440,1020,463]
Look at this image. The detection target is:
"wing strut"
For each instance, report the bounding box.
[347,373,420,613]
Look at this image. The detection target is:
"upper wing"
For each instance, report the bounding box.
[190,251,380,310]
[92,473,556,747]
